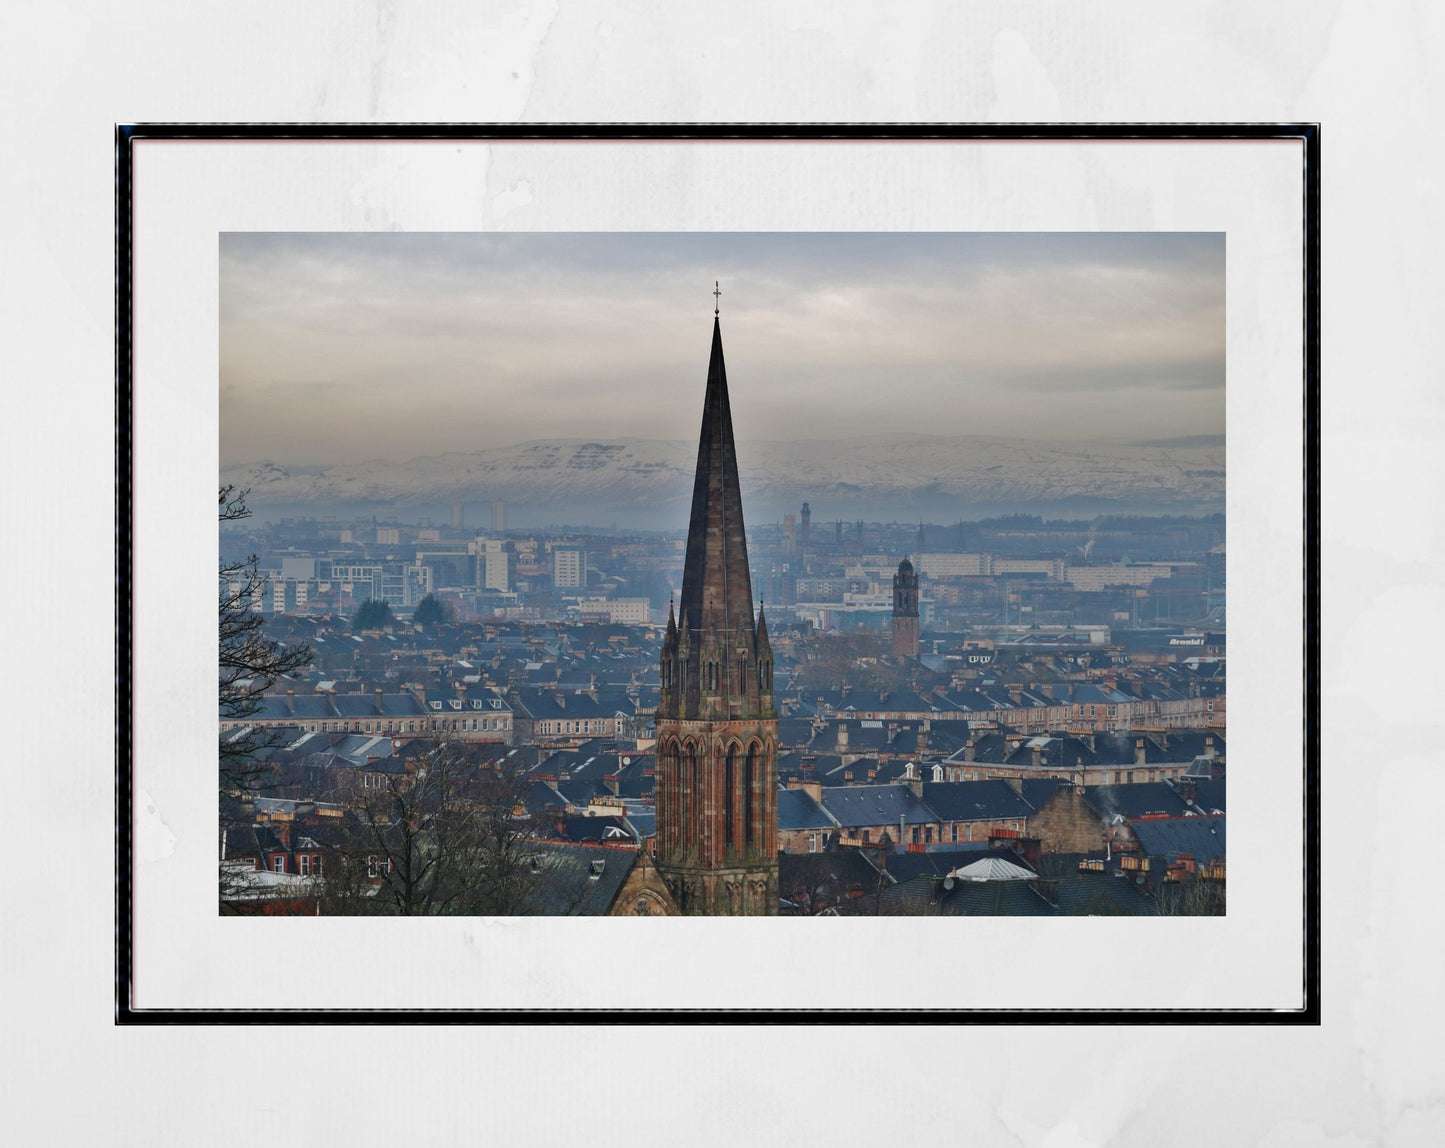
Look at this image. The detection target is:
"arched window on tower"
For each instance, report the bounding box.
[685,740,700,845]
[744,742,758,847]
[724,743,737,848]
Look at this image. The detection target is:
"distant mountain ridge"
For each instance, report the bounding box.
[221,434,1224,524]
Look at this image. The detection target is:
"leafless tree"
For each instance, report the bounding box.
[313,739,545,916]
[218,485,312,792]
[1152,875,1226,916]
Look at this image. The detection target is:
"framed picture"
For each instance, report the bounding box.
[119,124,1318,1017]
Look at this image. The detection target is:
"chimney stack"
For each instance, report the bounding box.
[964,737,976,763]
[1134,738,1147,766]
[286,689,295,716]
[374,689,384,715]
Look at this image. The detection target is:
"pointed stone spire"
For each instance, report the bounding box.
[755,600,771,654]
[659,314,775,723]
[678,316,756,659]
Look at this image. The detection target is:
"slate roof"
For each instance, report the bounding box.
[419,688,511,716]
[556,777,611,808]
[1002,735,1095,770]
[943,732,1014,765]
[614,754,654,799]
[777,788,836,832]
[241,691,427,722]
[1186,779,1226,814]
[880,874,1059,916]
[329,734,396,765]
[810,722,894,755]
[511,690,627,722]
[623,811,656,839]
[1019,778,1062,809]
[521,843,639,915]
[221,823,284,861]
[920,780,1034,822]
[911,720,974,756]
[539,815,635,845]
[1130,815,1226,863]
[523,780,568,815]
[779,850,887,909]
[1084,783,1193,821]
[882,847,992,883]
[1041,867,1161,916]
[818,756,880,784]
[818,784,936,829]
[777,718,822,747]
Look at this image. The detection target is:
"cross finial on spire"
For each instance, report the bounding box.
[713,280,721,315]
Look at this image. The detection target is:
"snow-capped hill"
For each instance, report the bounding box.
[222,434,1223,522]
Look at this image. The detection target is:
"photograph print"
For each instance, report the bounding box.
[218,230,1226,920]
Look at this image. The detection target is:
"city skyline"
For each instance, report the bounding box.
[220,231,1224,470]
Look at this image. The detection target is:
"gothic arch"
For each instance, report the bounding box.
[744,739,762,848]
[683,738,700,852]
[723,739,744,849]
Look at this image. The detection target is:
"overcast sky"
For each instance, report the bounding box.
[220,231,1224,468]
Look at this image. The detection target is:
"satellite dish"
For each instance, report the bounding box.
[943,877,955,890]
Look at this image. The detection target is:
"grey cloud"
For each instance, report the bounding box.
[220,232,1223,466]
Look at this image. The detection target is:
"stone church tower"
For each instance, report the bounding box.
[892,557,920,659]
[654,312,778,916]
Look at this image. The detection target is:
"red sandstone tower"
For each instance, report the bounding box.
[892,557,920,660]
[654,311,778,916]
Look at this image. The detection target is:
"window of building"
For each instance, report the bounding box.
[299,855,311,876]
[273,856,285,873]
[808,833,819,853]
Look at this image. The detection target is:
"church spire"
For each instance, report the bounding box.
[677,315,756,666]
[653,308,778,915]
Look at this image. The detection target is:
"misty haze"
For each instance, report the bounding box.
[220,231,1227,920]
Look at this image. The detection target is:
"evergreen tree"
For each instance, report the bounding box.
[353,598,394,631]
[413,593,446,627]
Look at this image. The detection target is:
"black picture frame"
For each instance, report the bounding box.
[117,122,1319,1023]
